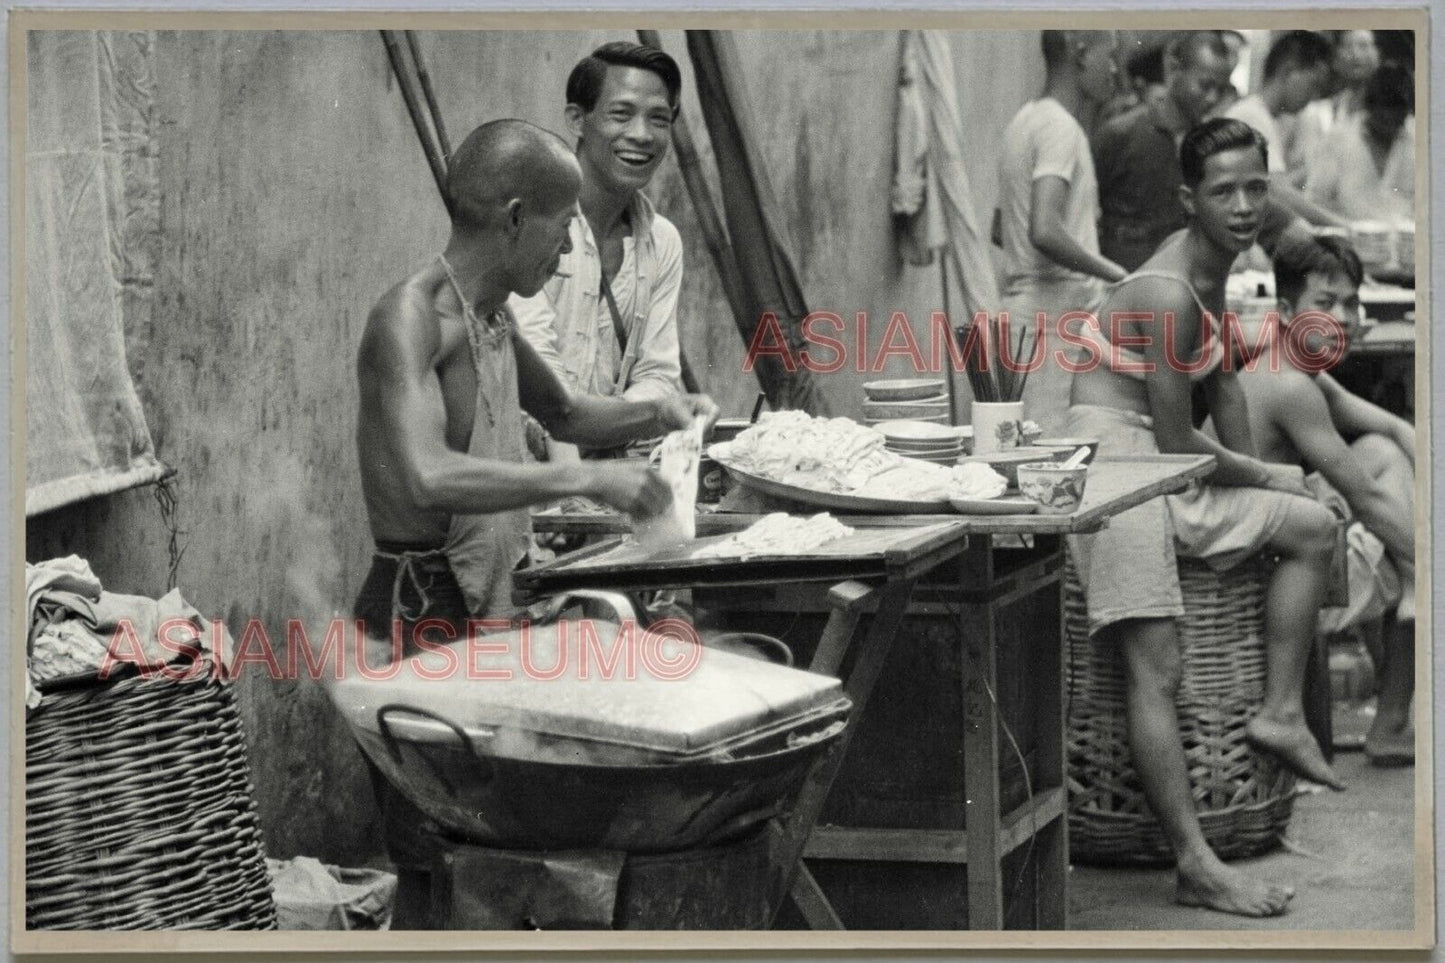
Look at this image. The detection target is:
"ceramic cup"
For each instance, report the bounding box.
[1016,462,1088,515]
[971,401,1024,454]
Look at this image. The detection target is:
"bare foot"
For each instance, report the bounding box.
[1365,715,1414,767]
[1246,716,1347,790]
[1175,851,1294,917]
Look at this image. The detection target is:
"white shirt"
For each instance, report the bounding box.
[510,191,684,403]
[1224,94,1287,173]
[996,97,1104,290]
[1306,114,1415,223]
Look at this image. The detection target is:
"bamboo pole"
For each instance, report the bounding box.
[404,31,452,161]
[380,30,450,213]
[637,29,748,402]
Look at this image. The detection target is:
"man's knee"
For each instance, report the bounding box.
[1352,432,1411,479]
[1286,498,1338,561]
[1111,618,1184,697]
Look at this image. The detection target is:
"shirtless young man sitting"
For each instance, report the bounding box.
[1236,233,1415,765]
[1068,118,1342,917]
[354,118,717,642]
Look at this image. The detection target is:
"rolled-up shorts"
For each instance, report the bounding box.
[1065,403,1319,638]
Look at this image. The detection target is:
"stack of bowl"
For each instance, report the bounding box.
[862,379,949,426]
[874,419,971,466]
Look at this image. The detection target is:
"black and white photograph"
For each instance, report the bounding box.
[11,8,1433,952]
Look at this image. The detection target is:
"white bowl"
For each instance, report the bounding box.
[863,378,946,402]
[875,420,970,442]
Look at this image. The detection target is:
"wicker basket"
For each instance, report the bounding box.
[26,658,278,930]
[1065,555,1298,865]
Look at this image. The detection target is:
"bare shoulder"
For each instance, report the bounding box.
[1102,273,1197,320]
[1251,365,1327,417]
[359,264,444,375]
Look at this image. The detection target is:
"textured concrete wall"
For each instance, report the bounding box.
[26,28,1044,867]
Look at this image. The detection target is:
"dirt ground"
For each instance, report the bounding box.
[1069,710,1419,932]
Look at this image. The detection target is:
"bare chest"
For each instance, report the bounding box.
[435,318,476,452]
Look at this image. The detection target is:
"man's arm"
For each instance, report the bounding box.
[621,220,685,404]
[1201,366,1257,458]
[1315,371,1415,461]
[360,295,667,518]
[1275,373,1413,561]
[515,329,716,448]
[1135,279,1295,490]
[1265,174,1349,229]
[1029,176,1127,282]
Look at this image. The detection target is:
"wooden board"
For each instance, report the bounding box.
[514,521,972,599]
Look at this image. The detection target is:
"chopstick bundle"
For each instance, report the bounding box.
[960,314,1034,404]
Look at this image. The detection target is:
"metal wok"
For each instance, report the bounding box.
[351,699,849,853]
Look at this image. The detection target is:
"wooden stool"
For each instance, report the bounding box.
[1064,556,1298,865]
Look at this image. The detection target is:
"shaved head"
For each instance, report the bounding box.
[446,119,581,231]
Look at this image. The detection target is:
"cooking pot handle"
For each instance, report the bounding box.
[374,703,494,795]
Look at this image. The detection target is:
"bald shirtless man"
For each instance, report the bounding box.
[1068,118,1342,918]
[355,119,717,647]
[352,121,716,924]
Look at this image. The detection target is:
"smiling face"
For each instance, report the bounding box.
[567,65,674,197]
[1180,145,1270,254]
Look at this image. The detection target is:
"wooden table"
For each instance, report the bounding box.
[523,454,1214,930]
[1359,281,1415,322]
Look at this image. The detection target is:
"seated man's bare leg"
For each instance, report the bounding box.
[1366,617,1414,765]
[1348,433,1415,765]
[1247,497,1347,789]
[1111,618,1294,917]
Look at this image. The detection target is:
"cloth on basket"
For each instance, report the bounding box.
[26,555,223,711]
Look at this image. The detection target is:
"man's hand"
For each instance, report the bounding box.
[585,461,674,518]
[1259,462,1311,498]
[654,393,721,435]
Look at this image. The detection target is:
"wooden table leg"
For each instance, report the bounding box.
[768,577,917,926]
[960,540,1004,929]
[1033,546,1068,930]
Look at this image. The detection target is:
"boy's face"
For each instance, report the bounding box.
[1281,269,1362,358]
[1181,146,1269,254]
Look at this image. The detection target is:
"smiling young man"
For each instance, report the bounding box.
[1068,118,1342,917]
[511,42,687,461]
[1236,233,1415,765]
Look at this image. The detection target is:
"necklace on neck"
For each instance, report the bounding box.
[437,253,506,429]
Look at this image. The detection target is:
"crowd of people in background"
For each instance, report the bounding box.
[994,29,1417,919]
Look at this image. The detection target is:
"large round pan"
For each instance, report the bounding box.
[350,701,847,853]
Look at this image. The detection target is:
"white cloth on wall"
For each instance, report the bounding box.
[26,31,169,516]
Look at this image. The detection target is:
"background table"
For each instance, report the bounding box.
[1336,319,1417,417]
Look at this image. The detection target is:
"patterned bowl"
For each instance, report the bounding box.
[1016,462,1088,515]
